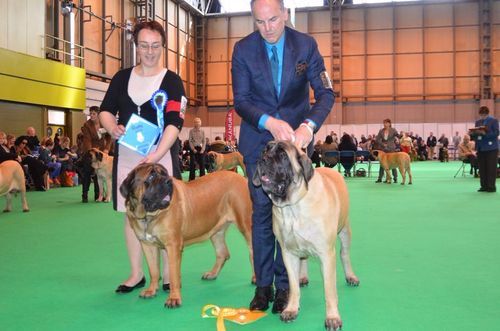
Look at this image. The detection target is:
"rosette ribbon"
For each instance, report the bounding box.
[150,89,168,138]
[201,304,266,331]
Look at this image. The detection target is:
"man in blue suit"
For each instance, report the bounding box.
[231,0,334,314]
[470,106,498,193]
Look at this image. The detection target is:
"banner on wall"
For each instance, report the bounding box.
[225,109,235,142]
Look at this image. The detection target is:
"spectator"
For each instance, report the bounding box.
[319,135,338,168]
[375,119,399,183]
[426,132,437,160]
[458,134,478,177]
[338,133,357,177]
[188,117,206,181]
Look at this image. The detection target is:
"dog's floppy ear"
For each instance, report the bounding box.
[142,165,173,212]
[119,168,136,200]
[252,163,262,187]
[96,151,103,162]
[298,153,314,185]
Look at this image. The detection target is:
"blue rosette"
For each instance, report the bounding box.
[151,89,168,137]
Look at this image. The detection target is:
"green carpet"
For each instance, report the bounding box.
[0,161,499,331]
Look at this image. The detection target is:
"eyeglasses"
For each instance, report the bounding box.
[137,42,163,51]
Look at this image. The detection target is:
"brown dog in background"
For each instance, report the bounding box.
[0,160,29,212]
[88,148,113,202]
[373,150,413,185]
[207,151,246,176]
[253,141,359,331]
[120,164,254,308]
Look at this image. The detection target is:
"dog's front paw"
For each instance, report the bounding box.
[164,296,182,308]
[280,309,298,323]
[325,317,342,331]
[346,275,360,286]
[201,272,218,280]
[139,288,157,298]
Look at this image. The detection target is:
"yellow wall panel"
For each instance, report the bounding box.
[424,4,453,27]
[455,78,479,96]
[229,16,254,38]
[342,81,365,98]
[454,3,478,25]
[85,51,102,73]
[425,53,453,77]
[207,86,228,105]
[309,10,330,33]
[455,52,479,77]
[207,63,228,85]
[208,18,228,39]
[396,54,423,78]
[397,79,424,97]
[396,29,423,53]
[395,5,422,28]
[168,1,177,25]
[367,30,393,55]
[342,9,364,31]
[342,31,365,55]
[207,39,228,62]
[425,28,453,52]
[168,51,177,73]
[167,25,178,50]
[179,7,187,32]
[311,33,330,57]
[366,7,393,30]
[343,56,365,80]
[455,27,479,51]
[426,78,453,96]
[493,25,500,49]
[367,55,393,79]
[367,79,393,97]
[294,12,309,33]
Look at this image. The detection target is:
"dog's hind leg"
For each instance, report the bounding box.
[139,243,160,298]
[3,192,12,212]
[202,223,230,280]
[338,225,359,286]
[399,166,406,185]
[407,165,413,185]
[20,187,29,212]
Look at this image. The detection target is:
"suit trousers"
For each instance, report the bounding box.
[477,149,498,191]
[245,161,289,290]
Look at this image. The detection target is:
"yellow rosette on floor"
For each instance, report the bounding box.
[201,304,267,331]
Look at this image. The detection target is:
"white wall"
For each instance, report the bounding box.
[0,0,45,57]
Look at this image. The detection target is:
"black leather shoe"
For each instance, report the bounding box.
[115,277,146,293]
[272,289,289,314]
[82,196,88,203]
[478,188,487,192]
[249,286,274,311]
[163,283,170,292]
[375,179,382,183]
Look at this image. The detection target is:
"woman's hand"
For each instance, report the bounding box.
[110,125,126,140]
[140,150,163,164]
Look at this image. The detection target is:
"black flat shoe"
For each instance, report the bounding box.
[115,277,146,293]
[163,283,170,292]
[249,286,274,311]
[375,179,382,183]
[272,289,289,314]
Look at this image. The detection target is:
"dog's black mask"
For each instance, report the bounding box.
[120,163,173,213]
[252,141,310,203]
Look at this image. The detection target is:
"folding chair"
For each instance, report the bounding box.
[338,150,356,176]
[453,160,468,178]
[322,150,340,171]
[355,150,372,177]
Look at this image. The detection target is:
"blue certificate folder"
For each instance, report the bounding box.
[118,114,161,156]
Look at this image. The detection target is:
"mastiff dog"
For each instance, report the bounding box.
[88,148,113,202]
[120,164,254,308]
[0,160,29,212]
[373,150,413,185]
[253,141,359,331]
[207,151,246,176]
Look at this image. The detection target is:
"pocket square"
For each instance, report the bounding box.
[295,61,307,76]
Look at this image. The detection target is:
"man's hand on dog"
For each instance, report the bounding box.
[265,117,312,149]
